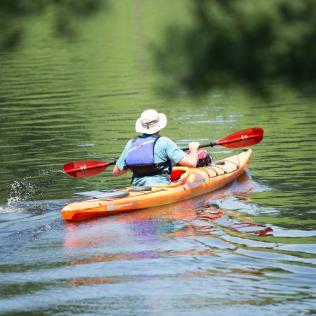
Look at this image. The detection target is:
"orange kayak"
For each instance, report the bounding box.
[61,149,252,221]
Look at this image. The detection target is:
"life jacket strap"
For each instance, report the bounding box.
[130,161,171,177]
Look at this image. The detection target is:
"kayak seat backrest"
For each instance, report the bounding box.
[170,169,186,182]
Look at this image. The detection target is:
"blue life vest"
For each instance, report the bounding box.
[124,135,171,177]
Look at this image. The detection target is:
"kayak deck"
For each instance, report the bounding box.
[62,149,252,221]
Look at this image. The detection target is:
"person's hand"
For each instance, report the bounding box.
[188,142,200,153]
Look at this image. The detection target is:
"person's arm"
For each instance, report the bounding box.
[112,140,131,176]
[178,142,200,168]
[113,165,128,176]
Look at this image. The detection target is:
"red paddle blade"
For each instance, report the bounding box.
[63,160,110,178]
[216,127,264,148]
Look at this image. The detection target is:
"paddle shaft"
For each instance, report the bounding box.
[181,142,216,152]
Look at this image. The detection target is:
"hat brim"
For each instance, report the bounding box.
[135,113,167,134]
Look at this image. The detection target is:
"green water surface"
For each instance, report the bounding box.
[0,1,316,315]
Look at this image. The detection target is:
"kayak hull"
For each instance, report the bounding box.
[61,149,252,221]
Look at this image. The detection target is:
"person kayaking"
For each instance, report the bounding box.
[113,109,200,186]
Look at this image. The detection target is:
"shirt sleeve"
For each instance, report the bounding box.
[115,140,132,170]
[163,137,186,164]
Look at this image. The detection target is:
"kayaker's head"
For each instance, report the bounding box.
[135,109,167,135]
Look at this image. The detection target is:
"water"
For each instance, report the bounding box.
[1,1,316,315]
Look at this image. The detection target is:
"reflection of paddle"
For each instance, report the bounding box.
[63,127,264,178]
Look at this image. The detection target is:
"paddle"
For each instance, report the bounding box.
[63,160,116,178]
[181,127,263,150]
[63,127,263,178]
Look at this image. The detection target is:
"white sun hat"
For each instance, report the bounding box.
[135,109,167,134]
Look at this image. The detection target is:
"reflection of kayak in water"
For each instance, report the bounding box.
[63,174,253,248]
[61,149,252,222]
[64,172,272,253]
[64,170,272,253]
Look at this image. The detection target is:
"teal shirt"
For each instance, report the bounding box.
[116,134,186,186]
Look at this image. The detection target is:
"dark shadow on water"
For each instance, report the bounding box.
[151,0,316,97]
